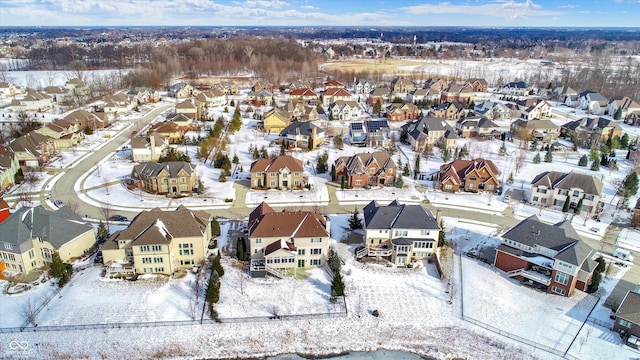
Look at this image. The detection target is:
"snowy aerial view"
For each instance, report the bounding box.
[1,1,640,360]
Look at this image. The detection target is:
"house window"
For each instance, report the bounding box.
[311,248,322,255]
[255,238,262,244]
[298,249,305,255]
[311,238,322,243]
[445,184,453,190]
[538,188,547,194]
[294,172,300,176]
[144,267,153,273]
[310,259,321,266]
[154,267,165,273]
[294,180,300,186]
[270,181,276,186]
[142,257,152,264]
[469,176,476,181]
[256,172,262,176]
[270,172,276,177]
[551,286,566,295]
[420,230,430,236]
[4,243,12,250]
[154,257,163,263]
[162,179,168,183]
[370,168,375,174]
[181,178,186,183]
[486,184,494,191]
[620,319,633,328]
[394,230,408,237]
[573,190,580,197]
[355,180,362,185]
[140,245,150,252]
[554,271,569,286]
[152,245,162,252]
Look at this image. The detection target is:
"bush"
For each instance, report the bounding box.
[372,309,380,317]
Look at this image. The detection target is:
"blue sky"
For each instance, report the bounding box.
[0,0,638,27]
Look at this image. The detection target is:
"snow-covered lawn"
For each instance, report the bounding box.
[245,176,329,206]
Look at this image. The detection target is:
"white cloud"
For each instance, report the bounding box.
[300,5,317,10]
[244,0,289,8]
[559,4,575,9]
[401,0,561,20]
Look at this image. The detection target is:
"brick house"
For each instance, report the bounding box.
[438,158,500,193]
[250,155,306,190]
[494,215,597,297]
[247,202,330,277]
[334,152,396,188]
[613,291,640,345]
[431,101,465,120]
[562,116,623,149]
[385,102,420,121]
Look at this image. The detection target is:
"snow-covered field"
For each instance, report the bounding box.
[1,214,638,359]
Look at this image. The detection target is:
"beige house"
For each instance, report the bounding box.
[0,148,19,191]
[65,78,89,96]
[131,133,169,162]
[247,202,330,277]
[511,119,560,142]
[148,121,184,143]
[101,206,213,276]
[34,119,83,149]
[250,155,306,190]
[529,171,603,217]
[0,206,95,274]
[131,161,198,195]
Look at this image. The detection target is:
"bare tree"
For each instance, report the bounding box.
[99,202,114,231]
[513,150,526,174]
[65,200,80,215]
[237,270,246,296]
[19,298,39,326]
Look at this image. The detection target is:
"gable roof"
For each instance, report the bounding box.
[248,203,329,239]
[0,205,93,249]
[439,158,499,185]
[335,152,396,175]
[132,161,195,179]
[103,206,211,250]
[616,291,640,324]
[530,171,603,195]
[363,200,439,230]
[501,215,594,267]
[279,121,324,137]
[250,155,304,173]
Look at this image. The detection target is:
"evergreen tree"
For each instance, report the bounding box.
[230,99,235,107]
[623,171,639,198]
[614,106,623,120]
[213,253,225,277]
[232,154,239,164]
[341,177,346,189]
[331,270,345,296]
[442,147,451,162]
[530,139,538,151]
[348,208,363,230]
[396,175,404,188]
[544,150,553,163]
[499,141,507,156]
[533,152,541,164]
[252,146,260,160]
[97,221,109,242]
[228,107,242,133]
[458,145,468,159]
[590,160,600,171]
[621,133,630,149]
[50,252,72,288]
[414,155,420,180]
[197,180,205,194]
[330,164,336,181]
[562,197,570,212]
[333,135,344,150]
[578,154,588,167]
[236,237,247,261]
[211,217,221,236]
[218,172,227,182]
[374,99,382,114]
[574,197,584,215]
[507,172,514,184]
[205,271,221,311]
[403,163,410,176]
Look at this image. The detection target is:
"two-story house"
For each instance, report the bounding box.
[247,202,330,277]
[456,117,501,139]
[0,206,95,274]
[261,107,291,133]
[353,79,374,101]
[578,90,608,115]
[101,206,213,276]
[385,102,420,121]
[390,77,415,95]
[501,81,530,96]
[131,161,198,195]
[401,117,458,151]
[9,131,56,170]
[290,88,319,105]
[329,100,363,121]
[438,158,500,193]
[250,155,306,190]
[510,119,560,143]
[494,215,597,297]
[613,291,640,344]
[359,200,441,266]
[529,171,603,217]
[334,152,396,188]
[431,101,465,120]
[562,116,622,149]
[607,96,640,119]
[130,133,169,162]
[323,88,354,107]
[349,119,391,148]
[33,119,82,149]
[473,101,510,120]
[279,121,324,150]
[440,83,474,104]
[148,121,185,143]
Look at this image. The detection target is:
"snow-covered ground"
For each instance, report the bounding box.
[1,214,637,359]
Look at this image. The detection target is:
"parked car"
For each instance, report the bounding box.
[109,215,128,222]
[613,248,634,262]
[589,227,599,233]
[53,200,64,208]
[503,195,511,202]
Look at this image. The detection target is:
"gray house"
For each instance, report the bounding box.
[614,290,640,347]
[349,119,391,148]
[359,200,441,266]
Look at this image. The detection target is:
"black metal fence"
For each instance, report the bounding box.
[1,296,347,334]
